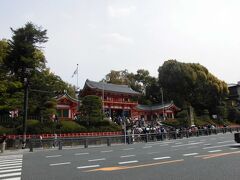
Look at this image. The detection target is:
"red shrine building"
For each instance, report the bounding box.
[56,92,79,120]
[56,79,180,121]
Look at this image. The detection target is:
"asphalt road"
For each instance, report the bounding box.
[1,132,240,180]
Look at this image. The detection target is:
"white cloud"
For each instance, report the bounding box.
[108,6,136,18]
[103,33,134,45]
[87,23,97,29]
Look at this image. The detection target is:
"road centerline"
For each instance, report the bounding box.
[88,158,106,162]
[49,162,71,166]
[118,160,139,165]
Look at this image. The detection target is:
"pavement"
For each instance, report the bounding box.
[1,132,240,180]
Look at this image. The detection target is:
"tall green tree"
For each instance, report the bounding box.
[80,95,102,122]
[1,23,75,119]
[158,60,228,116]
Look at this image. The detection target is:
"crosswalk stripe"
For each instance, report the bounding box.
[0,166,22,171]
[2,177,21,180]
[0,161,22,165]
[0,159,22,163]
[0,163,22,168]
[0,155,23,180]
[0,168,22,174]
[0,172,21,178]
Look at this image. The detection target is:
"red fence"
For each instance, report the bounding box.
[4,131,123,139]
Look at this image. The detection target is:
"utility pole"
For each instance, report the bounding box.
[22,77,29,149]
[102,82,105,120]
[161,88,165,120]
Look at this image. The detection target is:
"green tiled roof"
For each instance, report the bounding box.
[85,79,141,95]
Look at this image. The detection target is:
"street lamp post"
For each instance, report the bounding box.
[22,77,29,148]
[161,88,165,121]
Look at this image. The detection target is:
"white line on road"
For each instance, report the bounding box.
[187,146,199,149]
[2,177,21,180]
[77,165,100,169]
[122,148,134,151]
[230,148,239,150]
[0,166,22,171]
[101,150,113,153]
[0,168,21,174]
[0,172,21,178]
[46,155,62,158]
[0,163,22,168]
[208,150,222,153]
[121,155,136,158]
[183,153,199,157]
[217,140,234,144]
[118,160,139,165]
[203,144,238,150]
[88,158,106,162]
[74,153,89,156]
[148,152,159,155]
[172,142,202,148]
[175,142,182,145]
[143,146,152,149]
[49,162,71,166]
[153,156,171,160]
[204,144,211,146]
[0,159,22,163]
[159,144,168,147]
[0,160,22,165]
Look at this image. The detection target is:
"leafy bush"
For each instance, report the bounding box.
[60,120,87,133]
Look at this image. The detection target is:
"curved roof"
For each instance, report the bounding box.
[136,102,180,111]
[83,79,141,95]
[56,92,79,103]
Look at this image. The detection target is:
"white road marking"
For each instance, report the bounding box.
[203,144,237,149]
[217,140,234,144]
[183,153,199,157]
[77,165,100,169]
[172,142,202,148]
[101,150,113,153]
[118,160,139,165]
[0,168,21,174]
[0,166,22,170]
[187,146,199,149]
[208,150,222,153]
[0,160,22,165]
[148,152,159,155]
[88,158,106,162]
[159,144,168,147]
[230,148,238,150]
[153,156,171,160]
[0,163,22,168]
[0,172,21,178]
[2,177,21,180]
[50,162,71,166]
[122,148,134,151]
[204,144,211,146]
[175,142,182,145]
[121,155,136,158]
[75,153,89,156]
[46,155,62,158]
[0,159,22,163]
[143,146,152,149]
[188,141,196,143]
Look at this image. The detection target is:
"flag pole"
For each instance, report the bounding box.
[77,64,79,90]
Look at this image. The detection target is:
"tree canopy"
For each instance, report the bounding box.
[0,22,75,119]
[158,60,228,115]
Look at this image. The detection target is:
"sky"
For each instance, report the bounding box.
[1,0,240,88]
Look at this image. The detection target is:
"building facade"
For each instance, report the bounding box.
[79,79,180,122]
